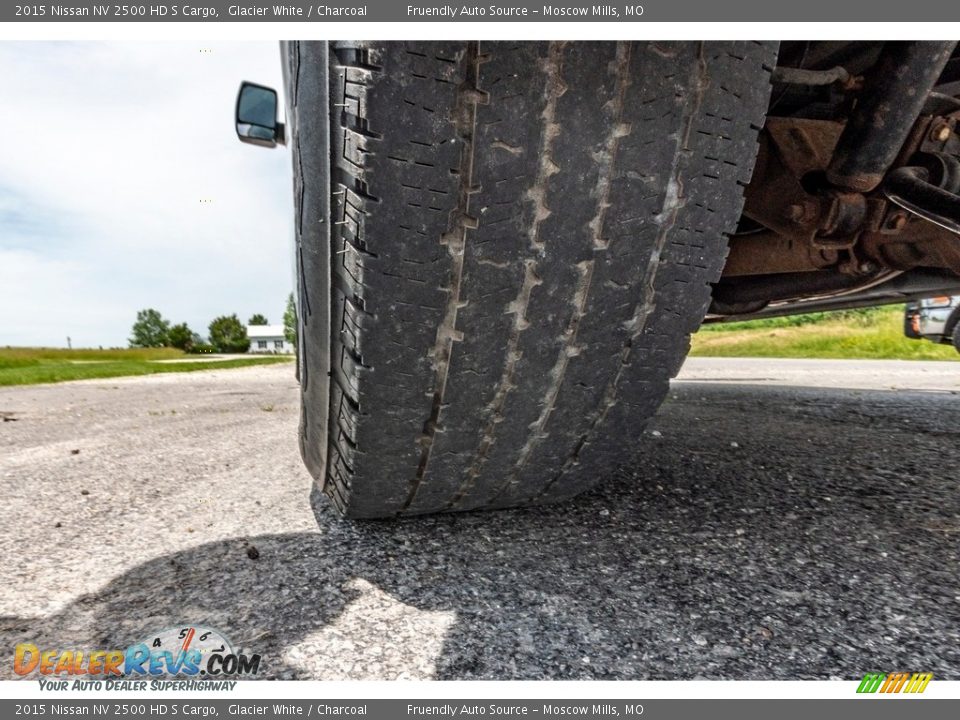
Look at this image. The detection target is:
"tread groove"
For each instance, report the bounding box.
[448,42,567,508]
[401,41,484,513]
[489,41,633,505]
[538,42,712,497]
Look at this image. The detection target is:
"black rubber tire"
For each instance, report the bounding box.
[903,303,921,340]
[288,41,776,518]
[953,325,960,354]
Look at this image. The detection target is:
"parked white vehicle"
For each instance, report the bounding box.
[904,296,960,353]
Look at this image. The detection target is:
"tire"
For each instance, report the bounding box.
[289,41,776,518]
[953,325,960,354]
[903,304,921,340]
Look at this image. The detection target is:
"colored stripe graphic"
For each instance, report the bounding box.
[904,673,933,694]
[857,673,885,693]
[857,672,932,694]
[881,672,908,693]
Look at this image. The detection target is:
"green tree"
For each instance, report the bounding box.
[283,292,298,348]
[129,309,170,348]
[248,313,269,326]
[208,314,250,354]
[167,322,195,352]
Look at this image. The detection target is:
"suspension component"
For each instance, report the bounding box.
[826,41,956,193]
[884,154,960,235]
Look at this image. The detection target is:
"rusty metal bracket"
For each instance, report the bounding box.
[737,110,960,269]
[742,117,843,241]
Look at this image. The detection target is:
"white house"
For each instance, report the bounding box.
[247,324,294,354]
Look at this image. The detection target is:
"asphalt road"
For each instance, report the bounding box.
[1,358,958,680]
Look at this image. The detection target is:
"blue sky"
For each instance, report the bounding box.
[0,42,292,347]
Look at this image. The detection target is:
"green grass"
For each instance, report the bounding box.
[691,304,959,361]
[0,347,293,387]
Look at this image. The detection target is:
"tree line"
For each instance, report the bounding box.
[129,293,297,354]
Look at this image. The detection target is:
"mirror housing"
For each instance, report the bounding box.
[235,81,285,148]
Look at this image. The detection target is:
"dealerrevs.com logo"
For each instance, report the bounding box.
[14,626,261,680]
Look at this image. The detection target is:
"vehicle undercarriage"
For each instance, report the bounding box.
[713,41,960,322]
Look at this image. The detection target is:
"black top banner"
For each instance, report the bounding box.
[7,0,960,22]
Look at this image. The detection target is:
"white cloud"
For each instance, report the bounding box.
[0,41,294,347]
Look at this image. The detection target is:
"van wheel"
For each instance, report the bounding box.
[289,41,776,517]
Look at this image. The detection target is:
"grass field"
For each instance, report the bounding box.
[691,304,959,361]
[5,305,951,388]
[0,347,293,387]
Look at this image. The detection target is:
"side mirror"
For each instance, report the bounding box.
[235,81,285,148]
